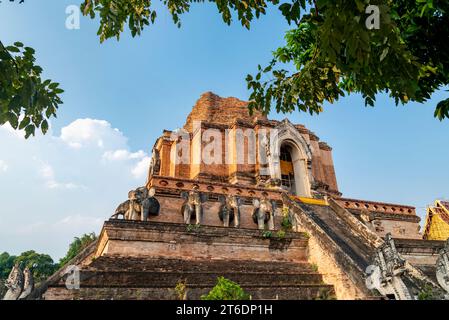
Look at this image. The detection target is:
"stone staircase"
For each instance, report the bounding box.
[47,257,334,300]
[43,221,335,300]
[296,202,374,270]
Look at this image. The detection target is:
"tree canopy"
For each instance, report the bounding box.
[1,0,448,139]
[79,0,449,120]
[13,250,59,282]
[0,37,63,138]
[0,232,97,298]
[0,251,58,285]
[58,232,97,267]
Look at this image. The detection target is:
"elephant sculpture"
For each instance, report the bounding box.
[3,263,33,300]
[252,196,276,230]
[218,194,241,227]
[180,188,208,225]
[112,187,160,221]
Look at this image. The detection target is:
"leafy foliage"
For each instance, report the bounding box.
[80,0,449,119]
[281,215,292,230]
[314,288,336,300]
[0,279,5,298]
[59,232,97,267]
[0,252,16,279]
[80,0,275,42]
[4,0,448,141]
[175,280,187,300]
[0,41,63,138]
[1,0,64,137]
[417,284,439,300]
[0,233,96,297]
[201,276,250,300]
[0,251,58,285]
[14,250,59,282]
[276,229,286,238]
[262,230,273,238]
[247,0,449,120]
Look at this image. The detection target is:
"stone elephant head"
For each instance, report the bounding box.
[180,189,208,225]
[252,196,276,231]
[112,187,160,221]
[218,194,241,228]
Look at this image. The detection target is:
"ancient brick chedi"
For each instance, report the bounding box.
[20,92,449,300]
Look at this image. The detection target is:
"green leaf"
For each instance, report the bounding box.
[8,113,19,129]
[41,120,49,134]
[19,116,30,130]
[24,125,35,139]
[6,46,20,53]
[48,83,59,90]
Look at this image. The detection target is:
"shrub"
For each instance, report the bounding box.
[175,280,187,300]
[262,231,273,238]
[201,277,250,300]
[186,224,201,233]
[418,285,437,300]
[315,288,337,300]
[276,230,286,239]
[281,216,293,230]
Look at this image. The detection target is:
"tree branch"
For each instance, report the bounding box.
[0,40,19,73]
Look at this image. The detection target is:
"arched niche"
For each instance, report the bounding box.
[268,119,313,197]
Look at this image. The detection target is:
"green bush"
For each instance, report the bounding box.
[281,216,293,230]
[314,288,337,300]
[59,233,97,267]
[201,277,250,300]
[418,285,437,300]
[175,280,187,300]
[276,230,286,239]
[262,231,273,239]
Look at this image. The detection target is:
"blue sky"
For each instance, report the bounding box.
[0,1,448,259]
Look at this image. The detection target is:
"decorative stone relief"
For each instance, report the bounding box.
[436,239,449,295]
[148,148,161,177]
[3,263,33,300]
[366,233,413,300]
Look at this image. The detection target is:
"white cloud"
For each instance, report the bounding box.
[39,163,84,190]
[102,149,146,161]
[60,118,127,150]
[131,156,152,179]
[0,160,8,173]
[0,118,151,259]
[16,215,103,236]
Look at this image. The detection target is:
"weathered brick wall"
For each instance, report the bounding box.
[183,92,267,132]
[95,221,309,263]
[153,92,340,195]
[395,239,445,266]
[374,219,421,239]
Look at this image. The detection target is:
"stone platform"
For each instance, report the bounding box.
[94,220,310,262]
[43,220,335,300]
